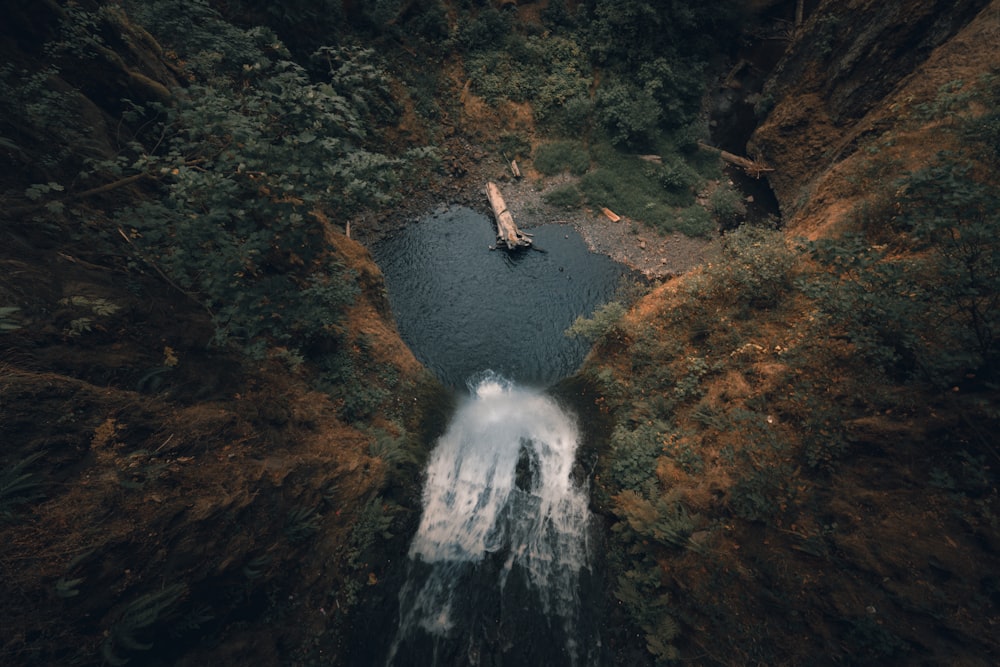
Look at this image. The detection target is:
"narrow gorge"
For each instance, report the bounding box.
[1,1,998,666]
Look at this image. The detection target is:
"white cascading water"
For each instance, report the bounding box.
[386,374,597,666]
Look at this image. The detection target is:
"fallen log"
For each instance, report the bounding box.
[486,181,532,249]
[697,142,774,179]
[503,152,522,178]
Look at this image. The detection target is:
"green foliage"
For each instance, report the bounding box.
[614,563,681,665]
[800,235,921,377]
[55,576,85,599]
[25,182,64,201]
[804,155,1000,384]
[914,79,974,121]
[656,154,699,192]
[368,428,419,471]
[594,80,661,147]
[709,182,747,230]
[695,225,797,313]
[465,33,590,129]
[962,73,1000,165]
[585,0,743,134]
[60,296,120,317]
[316,344,391,422]
[565,301,625,342]
[113,41,409,357]
[894,161,1000,376]
[101,584,187,666]
[453,8,513,53]
[717,408,796,522]
[613,490,696,550]
[0,306,22,333]
[543,183,583,209]
[0,451,46,521]
[0,64,93,177]
[665,205,715,238]
[540,0,579,32]
[673,356,713,402]
[286,505,322,544]
[533,140,590,176]
[578,143,698,231]
[604,420,670,498]
[125,0,277,77]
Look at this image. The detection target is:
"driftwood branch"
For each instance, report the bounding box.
[697,142,774,179]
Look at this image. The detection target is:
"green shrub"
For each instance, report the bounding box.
[565,301,625,341]
[0,306,21,333]
[543,183,583,209]
[533,140,590,176]
[101,584,187,666]
[709,225,797,310]
[546,93,593,136]
[709,183,747,230]
[667,205,715,238]
[595,81,661,147]
[112,43,409,359]
[0,451,46,521]
[656,155,699,191]
[801,235,922,378]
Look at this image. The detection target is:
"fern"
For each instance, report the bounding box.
[0,451,46,520]
[101,584,186,665]
[285,505,321,544]
[0,306,21,332]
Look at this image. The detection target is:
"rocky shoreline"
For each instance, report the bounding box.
[360,151,715,281]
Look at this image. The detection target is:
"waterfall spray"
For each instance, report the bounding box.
[386,374,599,666]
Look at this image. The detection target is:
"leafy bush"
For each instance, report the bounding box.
[659,205,715,238]
[895,161,1000,377]
[465,33,590,127]
[102,584,187,666]
[0,451,46,521]
[803,155,1000,385]
[111,41,411,358]
[603,420,669,498]
[533,140,590,176]
[543,183,583,209]
[565,301,625,342]
[801,235,923,379]
[706,225,797,311]
[709,182,747,230]
[546,93,594,136]
[595,80,661,147]
[656,155,699,191]
[453,8,513,53]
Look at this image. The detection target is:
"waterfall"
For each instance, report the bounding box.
[386,374,599,666]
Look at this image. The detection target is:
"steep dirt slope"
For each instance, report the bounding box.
[751,0,994,229]
[0,4,437,665]
[583,2,1000,665]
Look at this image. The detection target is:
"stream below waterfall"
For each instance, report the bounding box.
[348,207,631,666]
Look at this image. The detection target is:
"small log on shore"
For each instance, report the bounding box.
[503,152,522,178]
[486,181,532,249]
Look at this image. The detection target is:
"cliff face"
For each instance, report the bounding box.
[583,2,1000,665]
[751,0,993,223]
[0,4,435,665]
